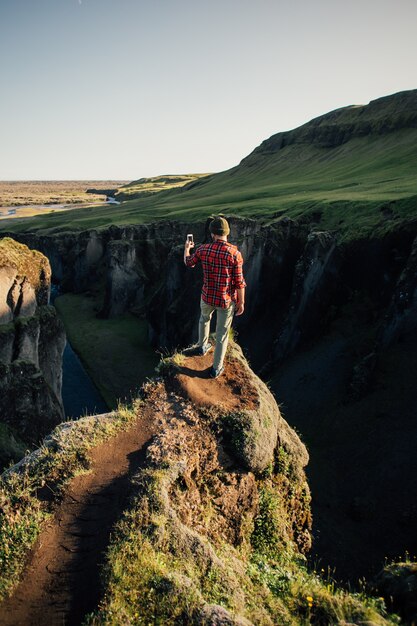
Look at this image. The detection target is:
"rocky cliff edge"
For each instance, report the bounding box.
[0,338,400,625]
[0,237,65,454]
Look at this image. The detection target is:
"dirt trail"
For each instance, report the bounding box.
[176,352,258,411]
[0,415,156,626]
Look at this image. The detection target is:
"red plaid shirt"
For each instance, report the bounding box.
[185,240,246,308]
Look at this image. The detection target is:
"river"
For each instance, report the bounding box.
[61,342,108,419]
[50,285,108,419]
[0,197,120,220]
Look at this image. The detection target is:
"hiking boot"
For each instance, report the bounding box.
[209,365,225,379]
[184,342,212,357]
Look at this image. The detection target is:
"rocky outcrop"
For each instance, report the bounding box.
[0,237,50,324]
[0,237,65,445]
[174,341,308,475]
[90,347,313,624]
[374,562,417,625]
[0,343,396,625]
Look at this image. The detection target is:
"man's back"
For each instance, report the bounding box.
[185,240,245,308]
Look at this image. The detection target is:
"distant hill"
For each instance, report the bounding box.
[114,173,211,201]
[2,89,416,237]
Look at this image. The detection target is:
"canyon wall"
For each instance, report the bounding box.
[0,237,66,445]
[6,216,417,367]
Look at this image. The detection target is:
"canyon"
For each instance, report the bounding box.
[2,209,417,583]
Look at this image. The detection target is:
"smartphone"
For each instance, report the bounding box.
[187,233,194,244]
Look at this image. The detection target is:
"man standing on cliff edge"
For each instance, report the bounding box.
[184,216,246,378]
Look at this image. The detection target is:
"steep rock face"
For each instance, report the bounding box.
[0,238,65,444]
[380,232,417,346]
[272,231,338,363]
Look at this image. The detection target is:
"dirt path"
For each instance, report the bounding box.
[0,415,156,626]
[175,351,258,411]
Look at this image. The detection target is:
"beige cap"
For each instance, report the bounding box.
[209,216,230,236]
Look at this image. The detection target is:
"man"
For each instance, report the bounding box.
[184,216,246,378]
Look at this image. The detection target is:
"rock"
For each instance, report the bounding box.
[197,604,253,625]
[4,213,417,377]
[349,352,378,398]
[173,340,308,477]
[0,238,50,324]
[348,496,377,521]
[273,231,338,363]
[380,233,417,346]
[123,375,311,623]
[373,562,417,624]
[0,238,65,449]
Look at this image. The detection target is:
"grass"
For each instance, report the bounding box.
[154,351,185,375]
[115,173,211,201]
[1,128,416,240]
[0,400,140,602]
[54,292,159,408]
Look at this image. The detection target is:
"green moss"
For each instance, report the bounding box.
[88,457,398,626]
[221,410,257,459]
[0,237,49,289]
[251,486,290,558]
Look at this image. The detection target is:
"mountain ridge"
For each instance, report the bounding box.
[241,89,417,163]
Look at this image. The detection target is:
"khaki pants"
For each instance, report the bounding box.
[199,298,235,370]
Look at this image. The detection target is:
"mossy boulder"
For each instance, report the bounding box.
[374,562,417,624]
[0,237,50,324]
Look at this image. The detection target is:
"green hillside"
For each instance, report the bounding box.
[2,89,416,238]
[115,173,211,201]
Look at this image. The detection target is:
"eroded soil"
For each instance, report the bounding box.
[176,351,258,412]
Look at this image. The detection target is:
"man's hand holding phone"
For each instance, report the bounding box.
[185,233,194,252]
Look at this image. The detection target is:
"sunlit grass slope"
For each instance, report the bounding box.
[115,173,211,201]
[2,90,416,238]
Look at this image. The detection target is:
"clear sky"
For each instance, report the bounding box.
[1,0,416,180]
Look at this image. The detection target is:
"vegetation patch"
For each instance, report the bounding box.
[115,173,211,202]
[0,401,140,602]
